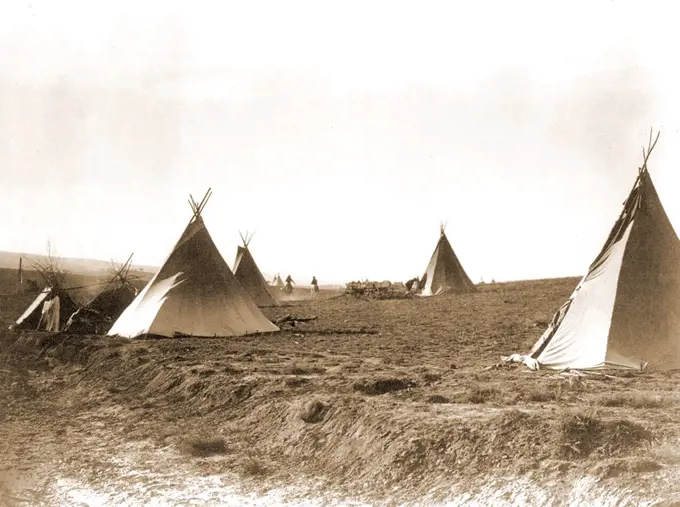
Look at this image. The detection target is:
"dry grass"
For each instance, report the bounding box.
[648,441,680,464]
[514,384,564,403]
[2,274,679,504]
[594,391,673,409]
[282,363,327,375]
[554,409,652,459]
[455,385,502,404]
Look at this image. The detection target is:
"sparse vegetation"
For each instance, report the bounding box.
[0,275,677,504]
[594,391,671,409]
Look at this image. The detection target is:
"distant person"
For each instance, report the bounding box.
[311,276,319,297]
[284,275,295,294]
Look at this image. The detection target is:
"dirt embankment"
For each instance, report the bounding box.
[2,279,680,505]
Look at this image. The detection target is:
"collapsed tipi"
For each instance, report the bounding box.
[107,189,279,338]
[420,224,476,296]
[10,253,78,332]
[517,131,680,370]
[233,232,279,307]
[64,254,140,334]
[11,286,78,332]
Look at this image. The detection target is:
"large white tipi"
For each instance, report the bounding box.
[107,190,279,338]
[420,224,476,296]
[522,132,680,370]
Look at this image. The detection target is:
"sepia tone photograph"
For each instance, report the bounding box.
[1,1,679,505]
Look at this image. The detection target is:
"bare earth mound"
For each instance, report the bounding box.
[2,277,680,505]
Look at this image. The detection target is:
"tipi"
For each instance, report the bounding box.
[523,131,680,370]
[233,232,279,307]
[420,224,476,296]
[11,286,78,332]
[107,189,279,338]
[64,254,140,334]
[271,274,284,288]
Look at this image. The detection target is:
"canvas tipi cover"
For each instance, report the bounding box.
[233,233,279,307]
[107,190,279,338]
[528,133,680,370]
[420,225,476,296]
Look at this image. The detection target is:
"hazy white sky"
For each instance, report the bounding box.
[1,0,679,283]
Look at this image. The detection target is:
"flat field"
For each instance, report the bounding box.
[1,273,680,506]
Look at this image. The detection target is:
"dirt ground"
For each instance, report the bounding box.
[2,276,680,506]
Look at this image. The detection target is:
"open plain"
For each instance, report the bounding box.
[2,272,680,506]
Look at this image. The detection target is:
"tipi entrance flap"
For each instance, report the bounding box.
[108,272,185,338]
[15,288,51,326]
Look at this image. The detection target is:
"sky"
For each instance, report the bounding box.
[1,0,679,284]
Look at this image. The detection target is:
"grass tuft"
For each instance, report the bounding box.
[554,410,651,459]
[458,385,500,404]
[178,434,228,457]
[594,392,671,409]
[352,377,416,396]
[426,394,450,404]
[243,455,269,477]
[299,399,329,423]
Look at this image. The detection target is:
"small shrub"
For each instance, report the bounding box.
[426,394,450,404]
[526,391,556,402]
[604,419,652,455]
[515,385,562,403]
[284,377,310,388]
[179,435,228,457]
[422,372,442,384]
[554,410,652,459]
[352,377,416,396]
[556,410,601,458]
[457,385,500,404]
[243,455,269,476]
